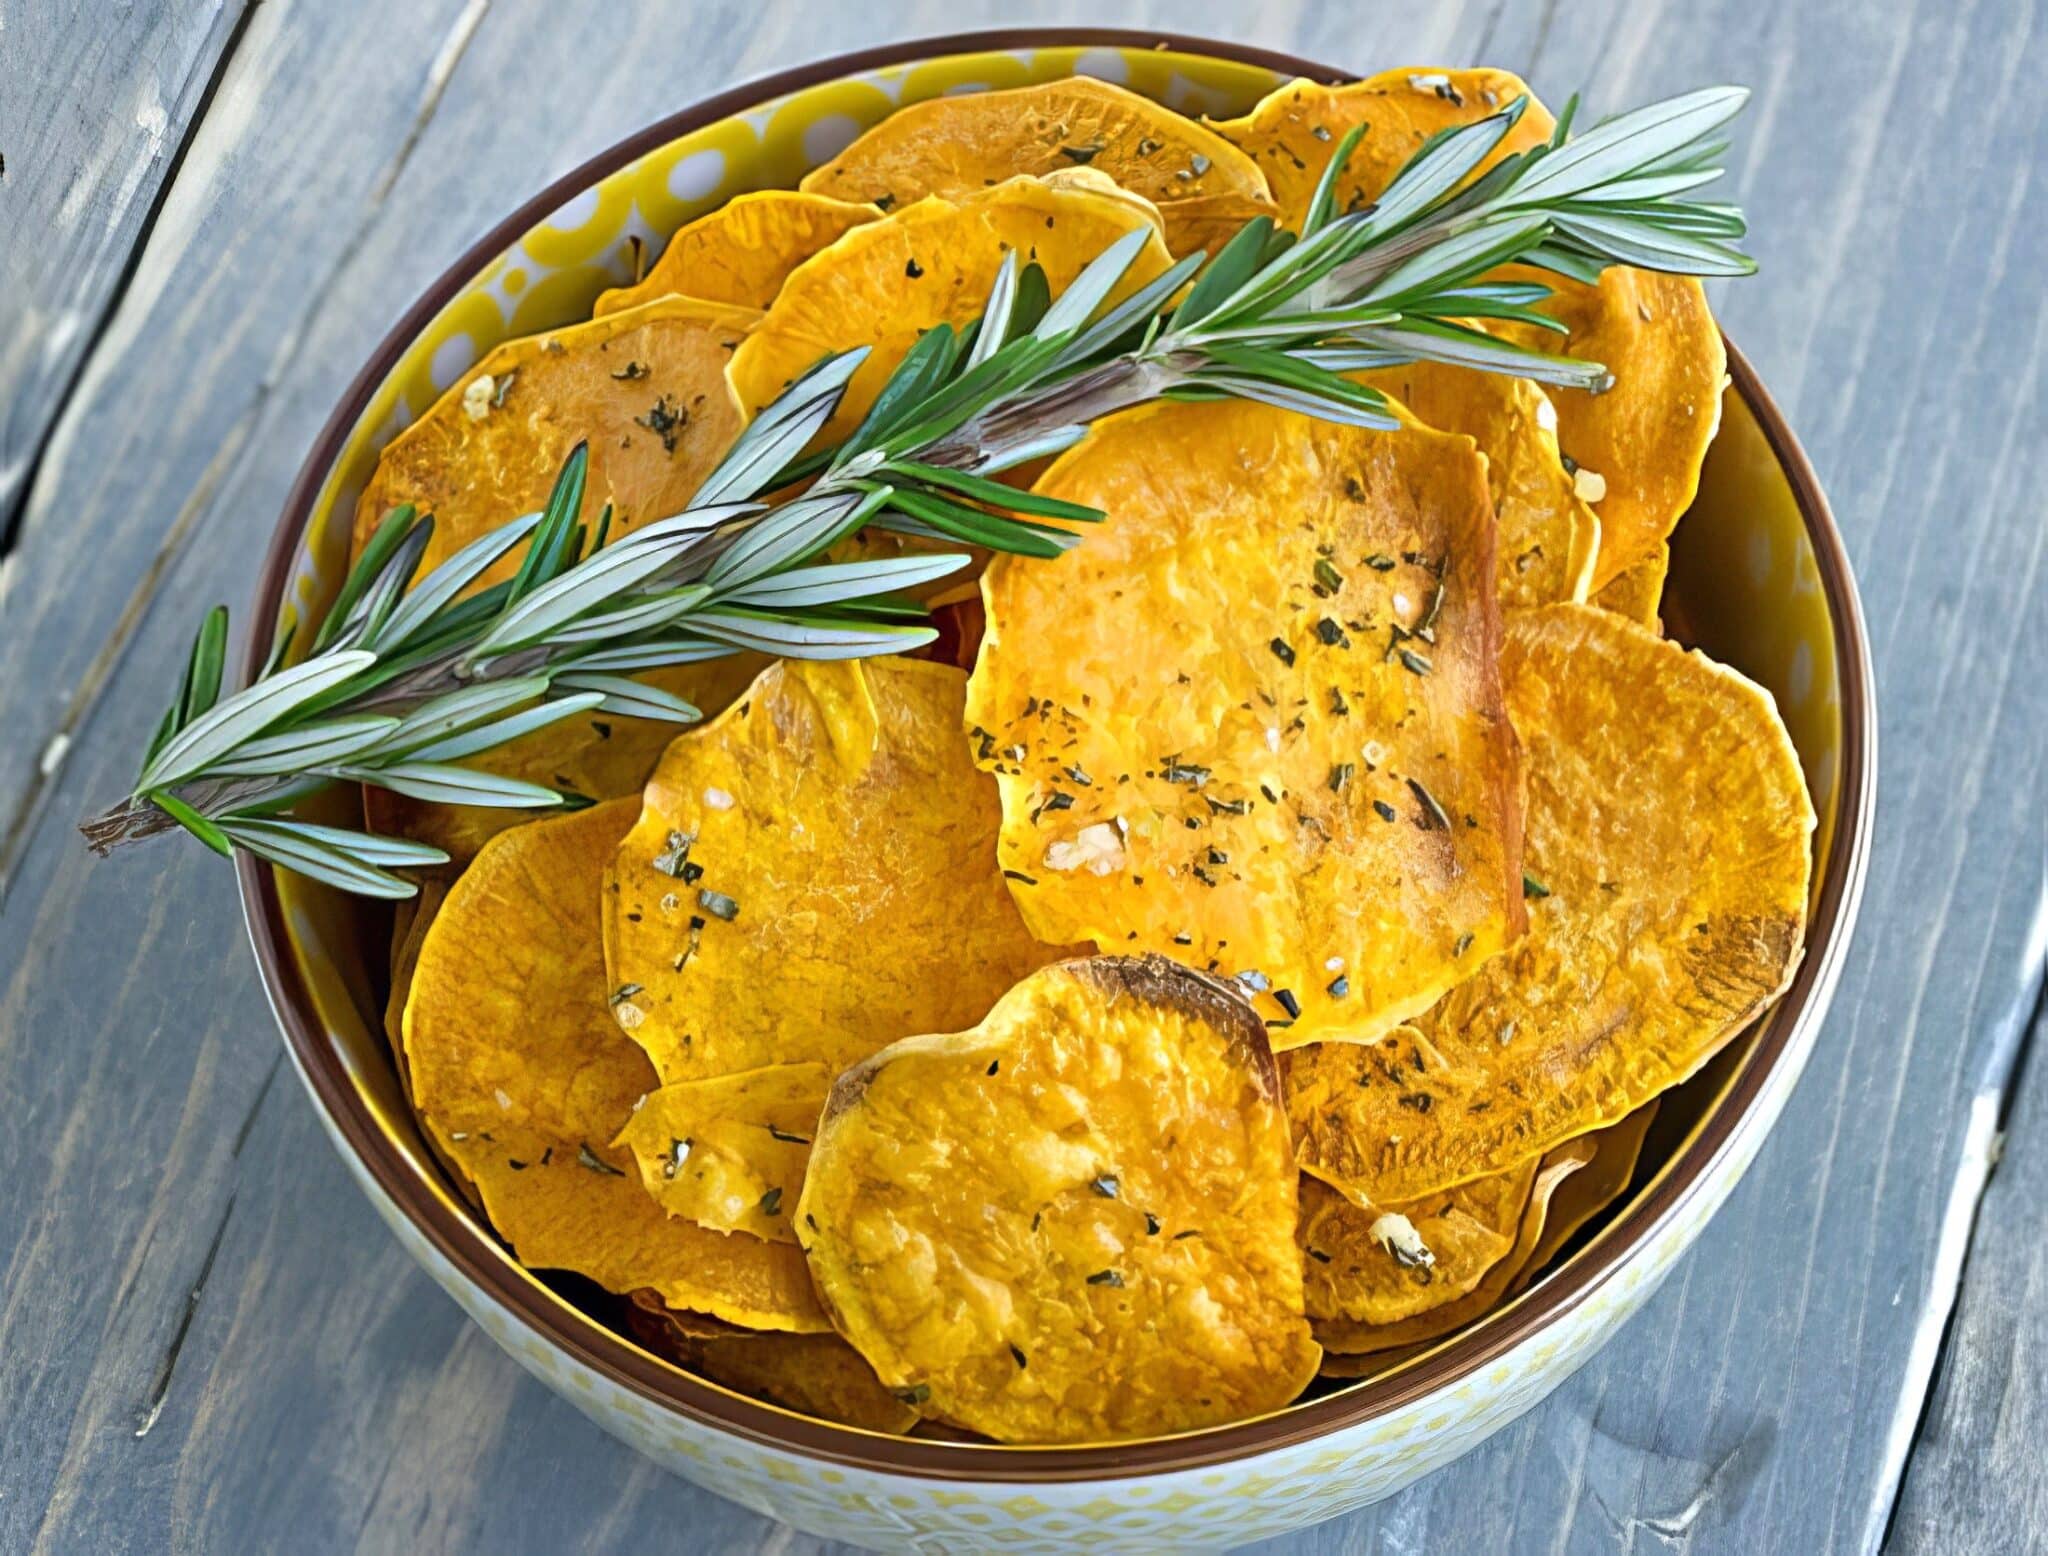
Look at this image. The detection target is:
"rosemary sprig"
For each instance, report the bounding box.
[83,85,1751,896]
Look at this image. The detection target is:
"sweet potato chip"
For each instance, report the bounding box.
[796,954,1319,1443]
[799,77,1276,257]
[354,292,766,863]
[725,177,1176,444]
[605,656,1072,1085]
[352,295,758,582]
[1290,604,1813,1202]
[624,1296,919,1433]
[1215,69,1553,231]
[613,1062,830,1243]
[1499,267,1726,589]
[1507,1102,1659,1295]
[967,396,1522,1048]
[595,191,881,316]
[402,800,827,1331]
[1364,364,1597,608]
[1298,1152,1535,1328]
[1592,539,1668,629]
[1314,1136,1593,1355]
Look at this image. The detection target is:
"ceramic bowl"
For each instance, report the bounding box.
[238,29,1875,1553]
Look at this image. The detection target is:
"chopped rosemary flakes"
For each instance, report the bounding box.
[1365,552,1397,571]
[904,257,925,278]
[1269,637,1296,666]
[892,1383,931,1405]
[1059,143,1103,164]
[1314,558,1345,594]
[1454,932,1474,956]
[635,395,685,454]
[757,1186,783,1216]
[609,983,643,1005]
[1003,869,1038,886]
[1274,988,1302,1019]
[1373,799,1397,823]
[1085,1269,1125,1287]
[662,1138,692,1179]
[986,1059,1000,1076]
[577,1143,624,1176]
[1010,1343,1029,1368]
[1089,1175,1120,1199]
[767,1125,810,1144]
[650,831,693,877]
[1237,968,1271,993]
[1206,797,1248,816]
[610,361,648,381]
[1523,873,1553,900]
[1399,648,1434,677]
[1327,974,1350,997]
[697,889,739,921]
[1145,1212,1162,1235]
[1329,762,1354,794]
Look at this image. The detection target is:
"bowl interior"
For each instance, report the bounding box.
[251,37,1853,1463]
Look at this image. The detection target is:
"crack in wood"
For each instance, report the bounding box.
[0,0,261,561]
[134,1189,235,1440]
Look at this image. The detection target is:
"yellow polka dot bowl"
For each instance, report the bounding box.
[238,29,1875,1554]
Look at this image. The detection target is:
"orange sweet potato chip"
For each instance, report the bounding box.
[1364,364,1597,609]
[800,76,1276,257]
[1313,1135,1594,1356]
[796,955,1319,1443]
[1506,1102,1660,1295]
[402,800,827,1331]
[725,177,1175,444]
[353,293,767,864]
[1591,538,1669,629]
[613,1062,830,1243]
[967,396,1523,1048]
[595,191,881,316]
[604,656,1073,1085]
[1215,69,1553,231]
[1289,604,1813,1203]
[1298,1153,1535,1328]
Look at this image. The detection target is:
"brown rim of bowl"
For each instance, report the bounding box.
[236,28,1876,1483]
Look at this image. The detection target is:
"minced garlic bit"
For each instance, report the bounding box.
[1408,72,1450,92]
[1043,821,1126,876]
[703,787,736,811]
[493,1087,513,1112]
[1535,392,1559,433]
[1369,1212,1436,1269]
[1572,466,1609,503]
[613,1001,646,1031]
[462,374,497,421]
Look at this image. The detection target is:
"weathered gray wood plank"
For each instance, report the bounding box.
[0,0,244,553]
[0,1,2042,1553]
[1887,1000,2048,1555]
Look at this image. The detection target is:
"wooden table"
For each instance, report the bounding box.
[3,3,2042,1551]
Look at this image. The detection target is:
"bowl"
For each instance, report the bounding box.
[238,29,1875,1553]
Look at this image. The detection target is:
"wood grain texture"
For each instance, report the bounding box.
[0,0,245,552]
[0,1,2042,1554]
[1886,1002,2048,1555]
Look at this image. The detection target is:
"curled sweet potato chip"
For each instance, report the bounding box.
[402,800,827,1331]
[799,76,1276,257]
[1215,69,1553,231]
[1290,604,1813,1203]
[624,1297,920,1434]
[1364,364,1598,608]
[1507,1102,1659,1295]
[726,177,1175,444]
[1592,539,1669,629]
[613,1062,830,1243]
[595,191,881,316]
[1314,1135,1592,1356]
[967,396,1523,1048]
[1298,1151,1535,1328]
[796,954,1320,1443]
[1499,267,1726,589]
[605,656,1072,1085]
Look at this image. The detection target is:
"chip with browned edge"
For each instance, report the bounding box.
[595,191,881,316]
[624,1295,920,1434]
[1298,1150,1535,1328]
[800,76,1275,257]
[725,177,1175,444]
[796,954,1319,1443]
[402,800,827,1331]
[605,657,1074,1085]
[1290,604,1812,1204]
[1314,1135,1594,1358]
[1506,1102,1660,1295]
[967,396,1523,1048]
